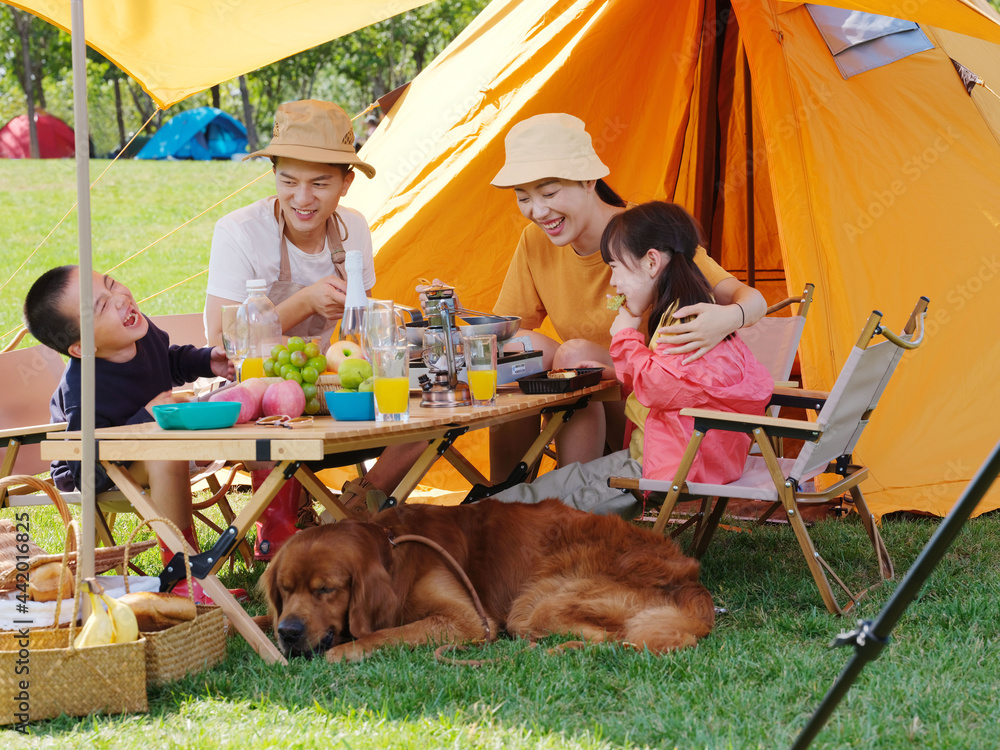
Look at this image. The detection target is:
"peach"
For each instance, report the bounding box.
[262,378,306,418]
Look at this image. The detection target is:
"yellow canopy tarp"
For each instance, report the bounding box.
[5,0,433,108]
[348,0,1000,519]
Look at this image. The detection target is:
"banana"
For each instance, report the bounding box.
[73,579,115,648]
[100,588,140,643]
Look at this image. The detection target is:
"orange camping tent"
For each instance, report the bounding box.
[348,0,1000,518]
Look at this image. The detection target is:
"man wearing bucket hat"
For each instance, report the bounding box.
[488,113,766,482]
[204,99,379,559]
[205,99,377,350]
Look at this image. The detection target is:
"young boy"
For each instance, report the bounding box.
[23,265,239,603]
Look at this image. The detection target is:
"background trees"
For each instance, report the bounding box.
[0,0,487,157]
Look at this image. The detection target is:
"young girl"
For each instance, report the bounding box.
[491,201,773,518]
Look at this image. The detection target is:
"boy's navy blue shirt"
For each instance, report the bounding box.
[49,317,214,492]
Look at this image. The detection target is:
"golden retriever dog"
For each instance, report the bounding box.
[260,498,715,662]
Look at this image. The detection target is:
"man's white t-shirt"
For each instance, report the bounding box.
[207,195,376,306]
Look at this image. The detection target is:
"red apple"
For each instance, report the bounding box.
[262,378,306,418]
[325,339,364,372]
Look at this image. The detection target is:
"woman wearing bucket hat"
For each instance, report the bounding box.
[488,113,766,481]
[204,99,388,557]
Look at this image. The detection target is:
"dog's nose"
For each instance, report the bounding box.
[277,617,305,645]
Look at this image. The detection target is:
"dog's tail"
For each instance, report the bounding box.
[624,585,716,652]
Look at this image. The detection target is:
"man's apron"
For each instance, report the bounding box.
[268,200,349,340]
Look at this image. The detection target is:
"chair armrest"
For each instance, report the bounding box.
[679,407,824,441]
[769,386,829,411]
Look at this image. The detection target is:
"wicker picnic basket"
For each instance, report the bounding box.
[0,476,156,594]
[122,519,226,687]
[0,500,147,725]
[314,373,341,414]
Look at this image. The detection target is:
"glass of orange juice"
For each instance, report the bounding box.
[370,343,410,423]
[464,334,497,407]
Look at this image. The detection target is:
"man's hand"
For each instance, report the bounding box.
[307,275,348,319]
[210,346,235,380]
[659,303,742,364]
[610,305,642,338]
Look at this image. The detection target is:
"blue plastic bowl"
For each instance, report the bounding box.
[151,401,240,430]
[324,390,376,421]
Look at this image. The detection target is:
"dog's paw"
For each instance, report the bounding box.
[325,641,366,663]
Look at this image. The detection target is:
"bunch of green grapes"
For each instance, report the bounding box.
[263,337,328,415]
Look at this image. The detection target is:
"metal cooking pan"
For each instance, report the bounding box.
[404,315,521,347]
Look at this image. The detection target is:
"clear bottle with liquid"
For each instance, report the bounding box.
[340,251,368,356]
[242,279,283,378]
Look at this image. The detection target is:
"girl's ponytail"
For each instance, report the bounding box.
[600,201,716,339]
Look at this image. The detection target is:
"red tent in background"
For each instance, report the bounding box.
[0,111,75,158]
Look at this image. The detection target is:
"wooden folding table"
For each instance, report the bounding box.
[41,381,619,664]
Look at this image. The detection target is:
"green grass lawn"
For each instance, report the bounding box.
[2,496,999,749]
[2,161,998,748]
[0,159,275,346]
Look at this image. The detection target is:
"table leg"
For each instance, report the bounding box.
[103,462,287,665]
[390,428,469,502]
[294,465,348,521]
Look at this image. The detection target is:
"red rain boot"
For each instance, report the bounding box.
[251,469,303,562]
[158,530,248,604]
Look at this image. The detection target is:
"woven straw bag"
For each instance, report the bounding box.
[0,506,147,726]
[122,518,226,686]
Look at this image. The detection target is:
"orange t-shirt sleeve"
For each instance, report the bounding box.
[694,246,733,289]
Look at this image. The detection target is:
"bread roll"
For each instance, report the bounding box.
[27,562,75,602]
[118,591,197,632]
[607,294,627,311]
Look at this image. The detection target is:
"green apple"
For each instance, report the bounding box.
[338,357,373,391]
[358,376,375,393]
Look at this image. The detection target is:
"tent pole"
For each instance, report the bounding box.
[71,0,96,585]
[744,44,755,288]
[696,0,728,257]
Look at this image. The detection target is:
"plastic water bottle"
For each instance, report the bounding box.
[340,251,368,354]
[243,279,282,378]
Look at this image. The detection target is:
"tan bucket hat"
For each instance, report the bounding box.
[491,113,609,188]
[245,99,376,178]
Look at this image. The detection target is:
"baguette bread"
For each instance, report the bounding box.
[118,590,197,632]
[27,561,75,602]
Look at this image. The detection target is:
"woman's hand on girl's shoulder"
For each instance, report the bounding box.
[659,302,742,364]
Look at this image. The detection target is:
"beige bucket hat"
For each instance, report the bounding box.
[491,113,609,188]
[245,99,376,178]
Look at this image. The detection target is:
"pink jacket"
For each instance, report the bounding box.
[610,328,773,484]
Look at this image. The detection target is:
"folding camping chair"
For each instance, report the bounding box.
[740,282,815,389]
[0,332,252,570]
[610,296,929,614]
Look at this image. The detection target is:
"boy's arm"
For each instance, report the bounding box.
[167,344,216,386]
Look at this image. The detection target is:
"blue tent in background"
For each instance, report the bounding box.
[136,106,248,160]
